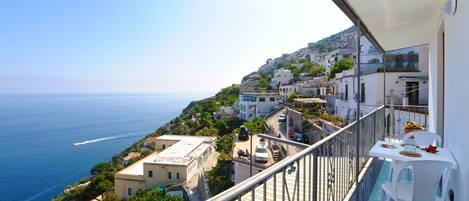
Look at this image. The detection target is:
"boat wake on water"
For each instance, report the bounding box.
[73,132,146,146]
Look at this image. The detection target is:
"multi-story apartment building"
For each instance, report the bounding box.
[335,37,429,123]
[237,92,280,121]
[271,68,293,89]
[114,135,216,199]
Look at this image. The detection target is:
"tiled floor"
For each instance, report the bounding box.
[368,160,391,201]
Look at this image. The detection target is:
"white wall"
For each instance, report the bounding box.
[233,162,263,185]
[440,1,469,199]
[238,94,280,121]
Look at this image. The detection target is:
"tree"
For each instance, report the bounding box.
[243,118,264,134]
[195,127,219,136]
[287,93,300,103]
[207,159,234,196]
[328,58,354,78]
[90,162,113,177]
[87,172,115,197]
[308,65,326,77]
[215,85,240,106]
[216,132,235,153]
[287,64,301,78]
[130,189,183,201]
[102,191,120,201]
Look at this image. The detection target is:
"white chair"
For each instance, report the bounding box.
[381,160,452,201]
[382,131,443,201]
[403,131,441,147]
[435,168,452,201]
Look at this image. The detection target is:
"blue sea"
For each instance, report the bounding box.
[0,93,210,201]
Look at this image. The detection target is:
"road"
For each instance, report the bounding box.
[265,107,303,155]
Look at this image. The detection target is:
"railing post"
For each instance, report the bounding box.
[312,150,318,201]
[373,112,376,143]
[355,18,362,201]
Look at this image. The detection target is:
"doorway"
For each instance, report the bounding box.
[406,82,419,105]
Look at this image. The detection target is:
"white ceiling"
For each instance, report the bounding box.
[346,0,445,51]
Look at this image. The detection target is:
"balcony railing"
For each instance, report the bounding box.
[208,106,385,201]
[384,105,428,138]
[335,92,348,100]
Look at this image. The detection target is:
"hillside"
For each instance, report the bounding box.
[242,26,356,92]
[54,26,356,201]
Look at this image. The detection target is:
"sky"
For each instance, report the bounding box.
[0,0,352,93]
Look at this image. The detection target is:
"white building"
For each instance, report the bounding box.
[115,135,216,199]
[334,36,429,120]
[324,48,357,72]
[238,92,280,121]
[271,68,293,89]
[279,85,298,100]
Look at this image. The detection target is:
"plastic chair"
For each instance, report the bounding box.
[403,131,441,147]
[384,131,442,200]
[381,160,452,201]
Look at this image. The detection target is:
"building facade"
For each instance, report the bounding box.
[115,135,216,199]
[237,92,281,121]
[334,37,429,122]
[271,68,293,89]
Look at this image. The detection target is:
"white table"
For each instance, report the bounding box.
[369,141,458,201]
[369,141,458,169]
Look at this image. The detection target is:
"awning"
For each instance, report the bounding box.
[333,0,445,52]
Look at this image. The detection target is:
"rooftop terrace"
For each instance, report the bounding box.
[116,135,215,176]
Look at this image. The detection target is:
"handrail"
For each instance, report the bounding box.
[208,105,385,200]
[257,134,309,149]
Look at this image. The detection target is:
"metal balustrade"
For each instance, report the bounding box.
[208,106,385,201]
[384,105,428,138]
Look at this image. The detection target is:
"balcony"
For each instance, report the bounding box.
[335,92,348,100]
[208,106,386,201]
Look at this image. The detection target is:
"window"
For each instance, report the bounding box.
[176,172,180,180]
[162,144,166,149]
[360,83,365,103]
[168,172,172,179]
[269,97,275,102]
[148,170,153,178]
[259,97,266,102]
[128,188,132,196]
[345,84,349,100]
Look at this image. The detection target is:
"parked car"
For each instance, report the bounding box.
[238,125,249,141]
[294,133,305,143]
[278,113,286,122]
[254,145,269,163]
[288,127,295,138]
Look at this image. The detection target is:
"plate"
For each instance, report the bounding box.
[381,144,396,149]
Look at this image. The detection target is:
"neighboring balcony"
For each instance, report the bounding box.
[335,92,348,100]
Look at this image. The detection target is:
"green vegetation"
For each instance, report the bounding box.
[54,169,116,201]
[328,58,354,79]
[308,26,356,53]
[242,117,264,134]
[287,93,300,103]
[287,64,301,78]
[129,189,183,201]
[207,159,233,196]
[55,85,242,201]
[308,65,326,77]
[257,74,273,92]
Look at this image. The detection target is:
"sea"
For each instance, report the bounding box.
[0,93,210,201]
